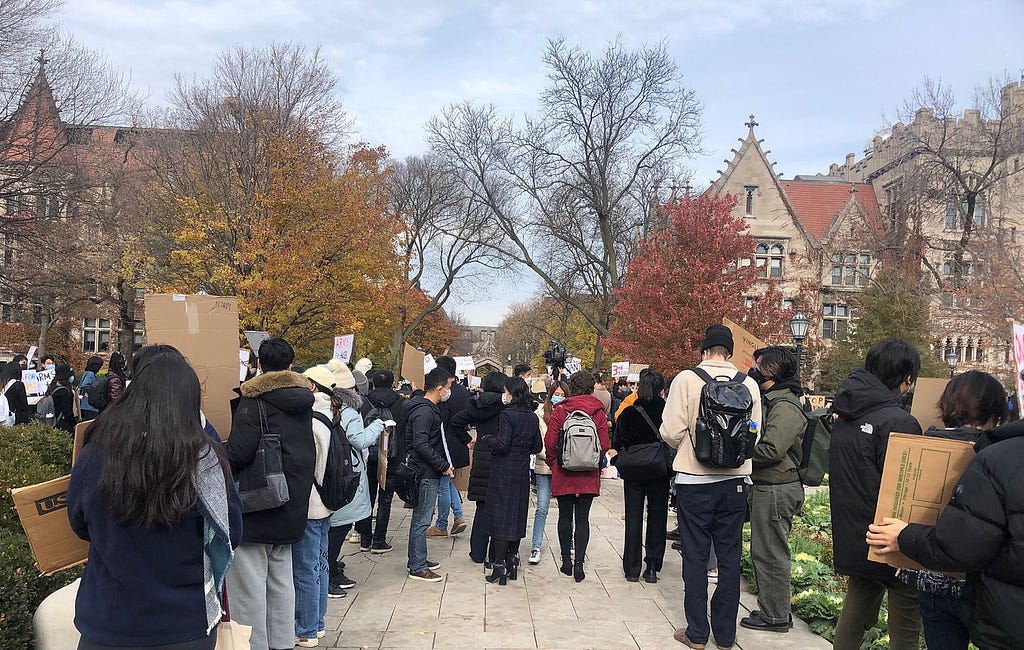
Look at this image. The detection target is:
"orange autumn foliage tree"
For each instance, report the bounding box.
[238,137,403,362]
[606,193,792,374]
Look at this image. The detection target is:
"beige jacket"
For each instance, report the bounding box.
[660,359,762,478]
[307,392,334,519]
[533,404,552,475]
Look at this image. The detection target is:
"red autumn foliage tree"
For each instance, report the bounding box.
[606,193,791,374]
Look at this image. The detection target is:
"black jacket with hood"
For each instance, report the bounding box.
[451,391,505,502]
[829,368,922,579]
[227,370,315,545]
[439,381,472,469]
[898,421,1024,650]
[361,386,406,462]
[403,396,450,480]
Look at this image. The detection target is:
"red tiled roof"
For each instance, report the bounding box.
[780,180,882,242]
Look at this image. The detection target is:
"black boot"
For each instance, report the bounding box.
[560,554,573,576]
[485,561,507,585]
[643,566,658,583]
[574,560,586,583]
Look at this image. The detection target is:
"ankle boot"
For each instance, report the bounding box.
[574,561,586,583]
[485,562,507,585]
[560,555,573,576]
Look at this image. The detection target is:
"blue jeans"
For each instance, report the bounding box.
[408,478,440,573]
[531,474,552,550]
[435,475,463,530]
[677,479,747,648]
[919,591,971,650]
[292,517,331,639]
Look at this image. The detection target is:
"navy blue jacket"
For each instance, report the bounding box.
[68,438,242,646]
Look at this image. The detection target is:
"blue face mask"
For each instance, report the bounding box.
[550,395,565,405]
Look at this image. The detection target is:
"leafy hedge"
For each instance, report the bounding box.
[0,421,82,649]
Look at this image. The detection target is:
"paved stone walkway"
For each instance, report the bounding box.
[320,479,832,649]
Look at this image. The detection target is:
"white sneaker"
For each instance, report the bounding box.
[295,636,319,648]
[528,548,541,565]
[707,569,718,584]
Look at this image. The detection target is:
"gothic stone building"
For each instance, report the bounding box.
[713,80,1024,389]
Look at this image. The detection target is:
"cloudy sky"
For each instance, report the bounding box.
[58,0,1024,325]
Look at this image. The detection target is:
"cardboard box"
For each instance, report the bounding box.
[868,432,975,570]
[11,475,89,574]
[805,395,828,410]
[911,378,949,432]
[723,318,767,373]
[145,294,240,440]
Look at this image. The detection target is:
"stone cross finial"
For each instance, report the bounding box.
[745,114,758,130]
[35,49,49,68]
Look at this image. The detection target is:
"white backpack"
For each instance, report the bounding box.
[0,380,16,426]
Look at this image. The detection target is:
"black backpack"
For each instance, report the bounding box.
[84,374,111,411]
[363,401,394,429]
[690,367,755,469]
[312,411,361,511]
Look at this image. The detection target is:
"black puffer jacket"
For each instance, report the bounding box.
[829,369,921,579]
[227,371,315,545]
[451,391,505,502]
[899,428,1024,650]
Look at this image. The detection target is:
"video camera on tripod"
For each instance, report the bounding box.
[543,341,568,380]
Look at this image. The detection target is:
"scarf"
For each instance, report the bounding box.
[196,446,233,633]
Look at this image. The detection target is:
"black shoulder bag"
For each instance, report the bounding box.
[611,405,675,481]
[235,399,291,513]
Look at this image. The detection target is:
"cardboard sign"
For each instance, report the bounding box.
[469,375,482,389]
[423,354,437,374]
[378,425,389,491]
[723,317,767,373]
[454,356,475,373]
[454,447,472,492]
[72,421,91,466]
[402,343,425,390]
[805,394,828,410]
[333,334,355,363]
[1013,322,1024,414]
[26,345,36,364]
[611,361,630,378]
[146,295,240,440]
[11,475,89,574]
[627,373,640,383]
[869,433,975,571]
[910,377,949,432]
[243,331,270,357]
[239,349,250,383]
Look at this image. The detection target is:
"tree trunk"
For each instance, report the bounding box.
[593,334,604,369]
[37,308,50,358]
[116,278,136,363]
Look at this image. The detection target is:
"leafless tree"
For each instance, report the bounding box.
[387,153,508,372]
[427,38,702,365]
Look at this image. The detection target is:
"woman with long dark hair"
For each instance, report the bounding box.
[480,376,542,584]
[451,371,508,564]
[528,380,569,565]
[44,363,79,433]
[614,369,669,583]
[68,345,242,649]
[106,352,128,404]
[2,360,31,424]
[544,371,610,582]
[79,356,105,421]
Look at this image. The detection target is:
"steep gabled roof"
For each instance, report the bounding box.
[0,55,67,161]
[780,179,882,243]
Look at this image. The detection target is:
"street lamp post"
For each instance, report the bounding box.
[788,311,811,372]
[945,351,959,378]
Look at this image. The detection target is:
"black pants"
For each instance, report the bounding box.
[327,523,351,585]
[469,500,495,563]
[623,478,669,578]
[557,494,594,562]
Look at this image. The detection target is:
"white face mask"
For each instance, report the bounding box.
[440,388,451,402]
[501,393,511,405]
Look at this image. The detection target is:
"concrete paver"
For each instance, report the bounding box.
[322,479,831,649]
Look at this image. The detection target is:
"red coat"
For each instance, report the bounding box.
[544,394,610,497]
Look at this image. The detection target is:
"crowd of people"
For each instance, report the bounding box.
[47,322,1024,650]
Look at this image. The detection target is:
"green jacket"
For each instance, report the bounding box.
[751,387,804,485]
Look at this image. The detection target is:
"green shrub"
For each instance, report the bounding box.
[0,421,81,649]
